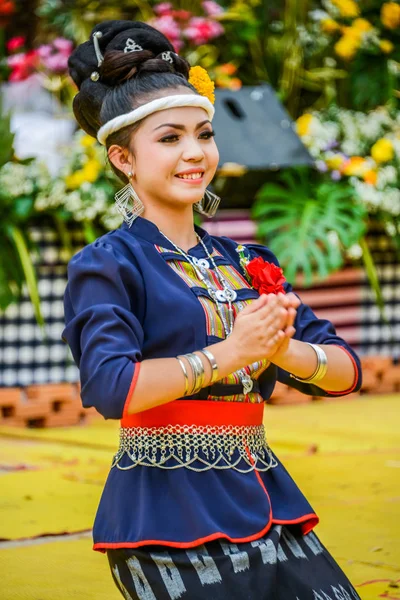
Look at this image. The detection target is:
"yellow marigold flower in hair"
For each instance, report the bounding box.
[380,39,394,53]
[296,113,313,137]
[381,2,400,29]
[332,0,360,18]
[352,18,373,31]
[321,18,341,33]
[334,35,360,60]
[188,66,215,104]
[371,138,394,163]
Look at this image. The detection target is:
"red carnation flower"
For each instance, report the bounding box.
[246,257,286,295]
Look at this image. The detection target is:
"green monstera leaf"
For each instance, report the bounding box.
[252,168,367,286]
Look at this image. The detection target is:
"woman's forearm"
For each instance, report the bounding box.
[126,337,243,414]
[270,339,357,392]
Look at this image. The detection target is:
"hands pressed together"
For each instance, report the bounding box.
[228,292,301,365]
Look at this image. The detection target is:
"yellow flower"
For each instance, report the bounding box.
[82,159,101,183]
[381,2,400,29]
[331,0,360,18]
[321,18,341,33]
[80,134,97,148]
[65,171,86,189]
[380,39,394,53]
[188,66,215,104]
[334,35,360,60]
[340,25,363,40]
[326,154,345,170]
[371,138,394,163]
[352,18,373,31]
[296,113,313,137]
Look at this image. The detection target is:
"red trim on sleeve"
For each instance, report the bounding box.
[122,362,141,419]
[323,345,359,396]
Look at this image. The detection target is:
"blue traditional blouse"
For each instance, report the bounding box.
[61,216,362,553]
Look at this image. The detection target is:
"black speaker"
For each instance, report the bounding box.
[214,84,314,170]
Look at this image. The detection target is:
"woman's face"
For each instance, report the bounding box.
[113,90,219,212]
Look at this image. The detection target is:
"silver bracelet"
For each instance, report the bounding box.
[185,352,205,395]
[290,343,328,384]
[176,356,189,396]
[198,348,219,384]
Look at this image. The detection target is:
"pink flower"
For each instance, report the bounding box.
[7,52,24,67]
[6,36,25,52]
[42,52,69,72]
[150,15,181,41]
[37,44,53,58]
[184,17,224,45]
[202,1,224,17]
[52,37,73,54]
[154,2,173,16]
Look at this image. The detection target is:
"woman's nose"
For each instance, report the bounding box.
[181,138,205,161]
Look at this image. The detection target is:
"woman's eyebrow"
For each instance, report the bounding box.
[153,120,211,131]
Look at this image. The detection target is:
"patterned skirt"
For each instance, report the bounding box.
[106,524,361,600]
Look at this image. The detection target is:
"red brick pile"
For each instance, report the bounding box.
[0,383,98,428]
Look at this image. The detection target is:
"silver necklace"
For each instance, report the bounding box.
[160,230,254,395]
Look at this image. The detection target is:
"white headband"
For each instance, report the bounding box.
[97,94,215,145]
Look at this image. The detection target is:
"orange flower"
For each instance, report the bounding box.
[342,156,368,176]
[381,2,400,29]
[363,170,377,185]
[218,63,237,75]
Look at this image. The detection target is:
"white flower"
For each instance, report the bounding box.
[376,166,397,190]
[346,244,363,260]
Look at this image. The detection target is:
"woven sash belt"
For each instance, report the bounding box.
[187,380,261,400]
[113,400,277,473]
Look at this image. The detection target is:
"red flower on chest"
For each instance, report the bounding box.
[245,257,286,295]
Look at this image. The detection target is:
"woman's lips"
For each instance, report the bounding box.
[175,173,204,184]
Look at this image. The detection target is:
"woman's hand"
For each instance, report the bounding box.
[226,292,300,365]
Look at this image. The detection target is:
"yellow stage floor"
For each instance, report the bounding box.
[0,394,399,599]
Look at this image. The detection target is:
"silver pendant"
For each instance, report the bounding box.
[214,289,237,303]
[241,374,254,395]
[193,257,210,271]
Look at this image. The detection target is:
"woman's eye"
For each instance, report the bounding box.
[160,135,179,143]
[160,130,216,143]
[200,130,216,139]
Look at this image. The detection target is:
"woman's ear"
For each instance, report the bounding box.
[108,144,135,178]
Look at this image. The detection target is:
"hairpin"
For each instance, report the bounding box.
[161,51,173,64]
[93,31,104,67]
[124,38,144,53]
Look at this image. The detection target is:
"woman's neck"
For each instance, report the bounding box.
[141,204,199,253]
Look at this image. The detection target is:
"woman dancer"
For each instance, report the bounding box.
[63,19,362,600]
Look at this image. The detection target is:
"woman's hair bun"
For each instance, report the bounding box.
[68,20,191,138]
[68,20,175,90]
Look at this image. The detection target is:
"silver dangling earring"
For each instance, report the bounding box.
[193,189,221,218]
[114,171,144,227]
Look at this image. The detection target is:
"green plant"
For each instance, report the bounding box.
[252,167,367,285]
